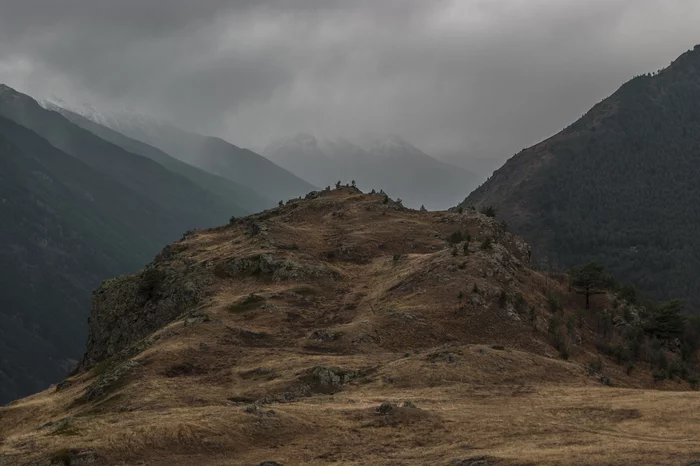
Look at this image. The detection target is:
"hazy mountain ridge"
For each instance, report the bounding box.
[0,85,246,228]
[54,102,317,204]
[263,133,478,210]
[42,103,272,214]
[460,44,700,311]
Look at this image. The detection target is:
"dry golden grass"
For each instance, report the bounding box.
[2,188,699,466]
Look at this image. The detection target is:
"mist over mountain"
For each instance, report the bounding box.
[42,102,273,213]
[461,44,700,312]
[264,133,478,210]
[56,103,316,204]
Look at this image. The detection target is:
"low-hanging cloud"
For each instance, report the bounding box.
[1,0,699,173]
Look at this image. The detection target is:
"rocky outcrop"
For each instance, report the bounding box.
[79,254,210,370]
[216,253,341,282]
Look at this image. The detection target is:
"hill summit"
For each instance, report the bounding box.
[461,45,700,311]
[3,187,700,465]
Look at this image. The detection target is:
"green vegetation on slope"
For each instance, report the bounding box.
[0,116,174,403]
[462,45,700,313]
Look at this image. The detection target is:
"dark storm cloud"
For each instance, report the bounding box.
[1,0,699,173]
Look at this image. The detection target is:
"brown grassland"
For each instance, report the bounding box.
[1,188,699,466]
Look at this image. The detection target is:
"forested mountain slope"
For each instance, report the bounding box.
[461,45,700,311]
[0,116,176,403]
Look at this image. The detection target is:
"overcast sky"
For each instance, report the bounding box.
[0,0,699,173]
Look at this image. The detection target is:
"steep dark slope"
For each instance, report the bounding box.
[0,116,178,403]
[461,44,700,311]
[43,105,272,213]
[0,85,246,228]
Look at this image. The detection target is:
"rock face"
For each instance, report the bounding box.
[80,249,210,369]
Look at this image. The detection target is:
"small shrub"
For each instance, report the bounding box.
[393,254,401,264]
[448,230,465,245]
[653,369,668,381]
[547,293,563,314]
[481,237,493,250]
[458,206,464,214]
[668,358,683,379]
[588,357,603,375]
[228,216,236,225]
[451,246,458,257]
[463,242,469,255]
[565,314,576,334]
[480,205,496,217]
[499,290,508,308]
[528,306,537,328]
[383,195,389,204]
[472,283,479,294]
[458,291,464,301]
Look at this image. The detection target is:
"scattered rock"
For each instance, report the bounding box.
[244,404,259,414]
[218,254,340,282]
[427,350,460,363]
[39,417,74,431]
[80,360,139,403]
[310,329,342,342]
[375,402,397,415]
[303,366,359,393]
[46,448,99,466]
[599,375,613,386]
[184,309,210,326]
[352,332,378,344]
[55,379,74,392]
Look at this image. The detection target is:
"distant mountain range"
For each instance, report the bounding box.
[47,101,316,205]
[0,85,316,403]
[460,44,700,312]
[263,133,478,210]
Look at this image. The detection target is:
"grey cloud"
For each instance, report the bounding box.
[0,0,699,176]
